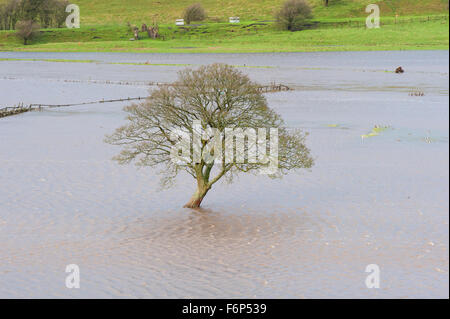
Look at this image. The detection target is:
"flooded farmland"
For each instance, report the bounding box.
[0,51,448,298]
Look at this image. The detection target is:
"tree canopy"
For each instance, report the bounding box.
[106,63,314,208]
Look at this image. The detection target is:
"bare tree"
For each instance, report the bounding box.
[106,64,314,208]
[0,5,5,29]
[0,0,68,30]
[183,3,206,25]
[52,0,69,28]
[276,0,312,31]
[1,0,21,30]
[15,19,40,44]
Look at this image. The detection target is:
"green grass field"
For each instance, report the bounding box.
[44,0,450,25]
[0,0,448,52]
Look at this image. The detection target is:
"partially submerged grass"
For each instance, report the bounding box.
[0,57,279,70]
[109,62,192,66]
[0,58,97,63]
[327,124,350,129]
[361,126,391,139]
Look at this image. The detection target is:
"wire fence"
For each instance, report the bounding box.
[0,83,291,118]
[317,14,449,29]
[0,97,146,118]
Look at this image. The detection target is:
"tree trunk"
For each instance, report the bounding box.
[184,185,209,208]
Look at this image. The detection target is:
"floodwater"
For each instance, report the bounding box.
[0,51,448,298]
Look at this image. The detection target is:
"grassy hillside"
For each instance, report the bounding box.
[0,0,447,24]
[0,18,447,53]
[67,0,449,25]
[0,0,448,52]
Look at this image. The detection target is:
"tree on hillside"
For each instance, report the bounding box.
[183,3,206,25]
[0,0,68,30]
[106,64,314,208]
[15,19,40,44]
[276,0,313,31]
[53,0,70,27]
[0,0,21,30]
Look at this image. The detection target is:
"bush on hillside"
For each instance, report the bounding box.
[276,0,312,31]
[15,19,40,44]
[183,3,206,25]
